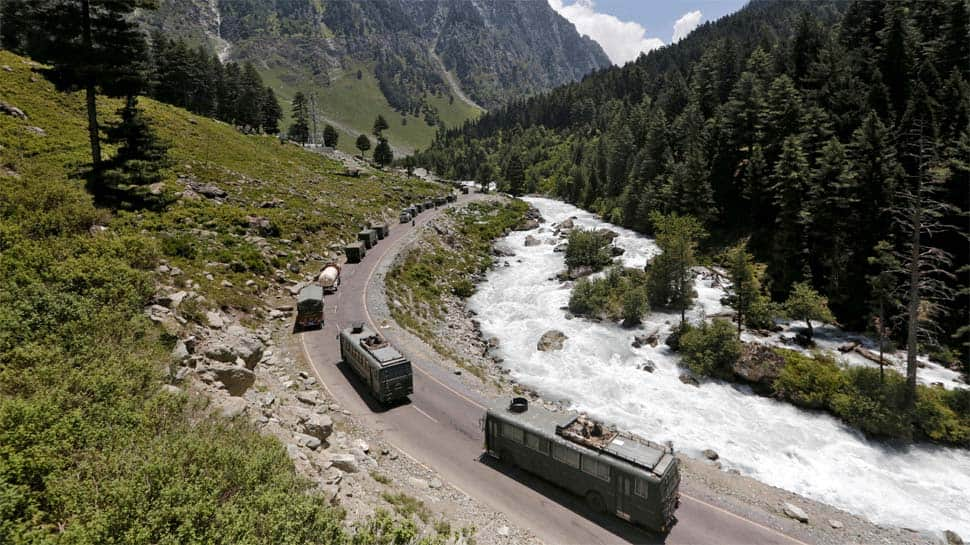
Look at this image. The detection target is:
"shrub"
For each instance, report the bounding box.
[567,267,648,323]
[620,285,649,326]
[451,278,475,298]
[772,349,847,409]
[914,387,970,445]
[160,232,197,259]
[831,367,911,439]
[745,295,780,330]
[678,319,741,378]
[564,229,613,271]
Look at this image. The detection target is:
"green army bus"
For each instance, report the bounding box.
[484,398,680,533]
[295,284,324,330]
[338,323,413,404]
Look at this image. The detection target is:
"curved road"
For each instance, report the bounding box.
[301,193,813,545]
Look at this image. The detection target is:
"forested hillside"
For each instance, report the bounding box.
[140,0,611,151]
[418,0,970,375]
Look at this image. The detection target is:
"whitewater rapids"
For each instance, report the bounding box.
[468,197,970,537]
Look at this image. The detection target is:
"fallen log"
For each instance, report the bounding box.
[853,346,891,365]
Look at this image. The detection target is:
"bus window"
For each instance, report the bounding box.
[502,422,524,443]
[552,443,581,468]
[525,433,550,455]
[634,477,649,499]
[581,455,611,482]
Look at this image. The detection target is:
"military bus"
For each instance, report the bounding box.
[338,323,413,404]
[484,398,680,533]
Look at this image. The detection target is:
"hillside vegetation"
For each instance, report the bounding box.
[0,50,442,543]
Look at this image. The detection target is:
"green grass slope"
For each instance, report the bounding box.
[262,62,482,155]
[0,50,443,544]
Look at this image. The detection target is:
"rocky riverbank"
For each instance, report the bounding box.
[374,204,944,545]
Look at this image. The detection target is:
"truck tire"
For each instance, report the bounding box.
[585,491,606,514]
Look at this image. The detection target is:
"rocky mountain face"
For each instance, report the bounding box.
[146,0,611,113]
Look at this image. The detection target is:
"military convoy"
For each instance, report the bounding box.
[485,398,680,533]
[339,322,413,404]
[295,284,324,330]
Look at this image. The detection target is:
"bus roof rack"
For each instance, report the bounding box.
[509,397,529,413]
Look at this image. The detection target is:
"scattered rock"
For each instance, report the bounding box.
[205,364,255,396]
[171,340,189,363]
[702,449,719,461]
[25,126,46,136]
[560,218,574,229]
[497,526,510,537]
[160,384,181,395]
[0,101,27,119]
[828,519,844,529]
[330,453,359,473]
[193,183,227,199]
[217,397,248,419]
[631,332,659,348]
[514,219,540,231]
[610,245,625,257]
[537,330,567,351]
[428,478,443,489]
[638,360,656,373]
[524,235,541,247]
[782,502,809,524]
[303,414,334,442]
[206,311,225,329]
[553,243,568,253]
[295,432,322,450]
[678,373,700,387]
[594,228,619,240]
[733,343,785,392]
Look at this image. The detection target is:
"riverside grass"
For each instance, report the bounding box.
[0,50,449,544]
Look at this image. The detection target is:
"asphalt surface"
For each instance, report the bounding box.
[300,192,813,545]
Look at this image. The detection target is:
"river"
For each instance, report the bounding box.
[468,196,970,537]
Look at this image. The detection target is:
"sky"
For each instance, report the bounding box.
[547,0,748,65]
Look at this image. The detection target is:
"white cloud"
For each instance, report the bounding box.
[672,10,703,42]
[548,0,664,65]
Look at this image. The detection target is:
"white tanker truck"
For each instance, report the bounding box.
[318,263,341,294]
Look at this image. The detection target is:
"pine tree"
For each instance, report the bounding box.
[868,240,900,382]
[8,0,157,170]
[355,134,371,156]
[99,96,172,209]
[261,87,282,134]
[725,239,766,337]
[373,114,390,136]
[646,212,706,323]
[506,155,525,197]
[323,124,339,148]
[289,92,310,143]
[783,282,835,340]
[373,137,393,167]
[769,136,811,293]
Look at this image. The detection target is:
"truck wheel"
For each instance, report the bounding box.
[585,491,606,514]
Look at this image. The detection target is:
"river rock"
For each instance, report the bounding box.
[678,373,700,387]
[702,449,719,461]
[206,363,255,396]
[524,235,541,247]
[638,360,656,373]
[783,503,809,523]
[537,330,567,351]
[560,218,574,229]
[595,228,619,240]
[554,243,568,253]
[732,343,785,393]
[610,245,625,257]
[514,218,540,231]
[632,332,659,348]
[303,414,334,441]
[330,453,359,473]
[945,530,965,545]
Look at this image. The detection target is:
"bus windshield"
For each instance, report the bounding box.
[380,362,411,381]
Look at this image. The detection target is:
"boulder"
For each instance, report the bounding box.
[732,343,785,391]
[524,235,541,247]
[828,519,843,529]
[553,243,568,253]
[217,397,248,419]
[537,330,567,351]
[330,453,359,473]
[631,332,659,348]
[171,340,190,363]
[303,414,334,442]
[610,245,626,257]
[946,530,965,545]
[638,360,656,373]
[195,183,227,199]
[295,432,322,450]
[206,311,225,329]
[702,449,719,461]
[595,228,619,240]
[560,218,574,229]
[206,364,255,396]
[782,503,809,524]
[678,373,700,387]
[0,101,27,119]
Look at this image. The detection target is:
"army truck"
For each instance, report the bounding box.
[338,323,413,404]
[318,264,341,294]
[423,200,433,210]
[370,221,389,239]
[446,193,457,203]
[296,284,324,329]
[344,242,366,263]
[460,186,470,195]
[434,196,447,207]
[485,398,680,533]
[358,228,378,249]
[400,210,411,223]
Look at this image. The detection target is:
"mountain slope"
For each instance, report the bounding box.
[144,0,611,152]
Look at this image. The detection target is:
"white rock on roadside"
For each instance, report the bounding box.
[330,453,359,473]
[783,502,809,524]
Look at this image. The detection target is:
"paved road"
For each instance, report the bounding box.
[301,193,812,545]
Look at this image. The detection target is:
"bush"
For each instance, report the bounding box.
[745,295,780,330]
[831,367,911,439]
[678,319,741,378]
[914,387,970,445]
[621,285,649,326]
[564,229,613,271]
[772,349,847,409]
[160,232,197,259]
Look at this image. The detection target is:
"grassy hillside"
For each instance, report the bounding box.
[262,62,482,155]
[0,50,442,543]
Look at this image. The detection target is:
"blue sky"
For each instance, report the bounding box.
[548,0,748,65]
